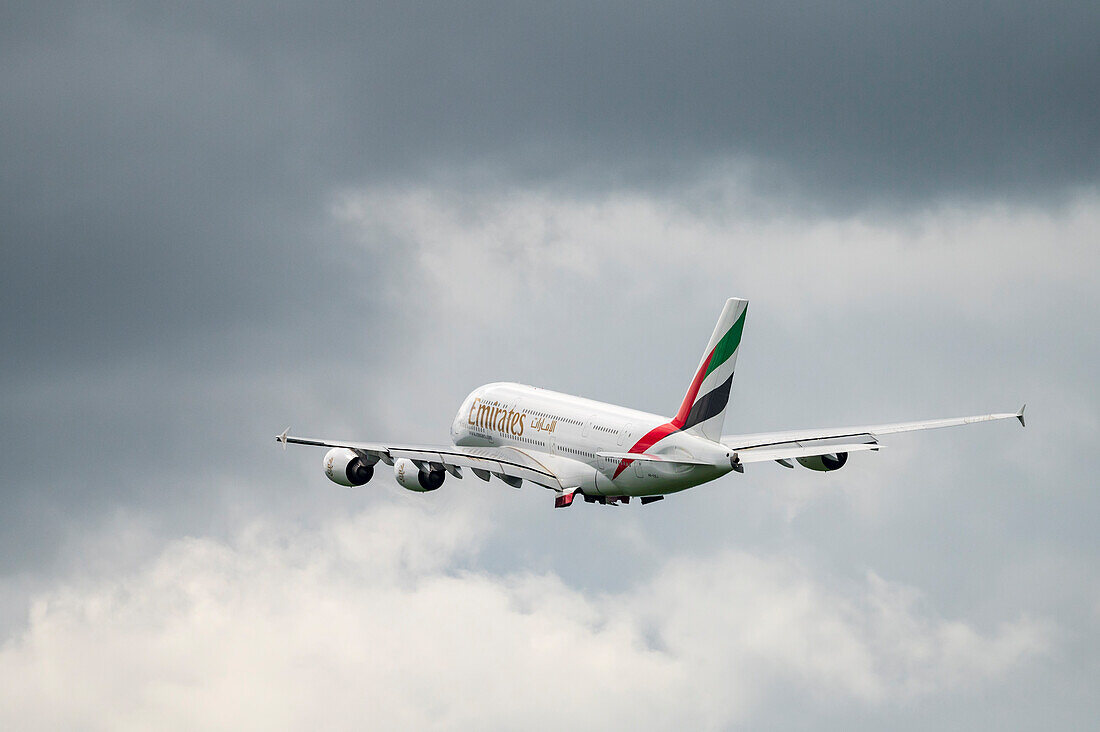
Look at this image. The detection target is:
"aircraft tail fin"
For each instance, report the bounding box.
[671,298,748,442]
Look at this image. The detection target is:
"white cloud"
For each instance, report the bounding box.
[334,181,1100,326]
[0,502,1048,731]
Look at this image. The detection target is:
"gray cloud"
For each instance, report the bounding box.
[1,3,1098,726]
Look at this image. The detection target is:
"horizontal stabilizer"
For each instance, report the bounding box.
[596,451,712,466]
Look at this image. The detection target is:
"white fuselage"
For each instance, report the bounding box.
[450,382,734,497]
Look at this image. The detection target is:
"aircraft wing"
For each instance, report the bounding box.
[276,433,562,489]
[721,405,1025,464]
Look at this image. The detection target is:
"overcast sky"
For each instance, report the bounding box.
[1,2,1098,729]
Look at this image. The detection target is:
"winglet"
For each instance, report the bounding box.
[276,427,290,449]
[1016,404,1026,428]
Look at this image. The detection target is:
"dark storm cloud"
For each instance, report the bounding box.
[1,2,370,374]
[130,1,1100,197]
[4,1,1098,369]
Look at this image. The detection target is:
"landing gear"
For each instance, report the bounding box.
[554,491,665,508]
[554,487,580,508]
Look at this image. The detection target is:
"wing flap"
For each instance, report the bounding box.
[390,446,560,489]
[735,441,881,464]
[280,434,562,489]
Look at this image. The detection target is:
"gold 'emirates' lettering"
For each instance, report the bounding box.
[467,398,526,437]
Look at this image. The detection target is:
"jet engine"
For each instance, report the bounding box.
[393,457,445,492]
[323,448,375,486]
[796,452,848,472]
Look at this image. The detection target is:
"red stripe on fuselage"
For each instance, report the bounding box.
[612,421,679,479]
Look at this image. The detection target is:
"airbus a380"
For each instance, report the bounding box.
[277,298,1025,508]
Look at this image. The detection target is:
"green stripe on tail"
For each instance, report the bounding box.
[704,307,746,378]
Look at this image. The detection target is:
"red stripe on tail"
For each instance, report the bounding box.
[671,348,715,428]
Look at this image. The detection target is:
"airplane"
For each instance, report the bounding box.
[277,298,1025,508]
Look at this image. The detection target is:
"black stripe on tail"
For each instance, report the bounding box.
[680,372,734,432]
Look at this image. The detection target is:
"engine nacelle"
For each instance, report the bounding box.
[796,452,849,472]
[323,448,375,486]
[393,457,445,492]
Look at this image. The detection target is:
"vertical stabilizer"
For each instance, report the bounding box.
[671,298,748,441]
